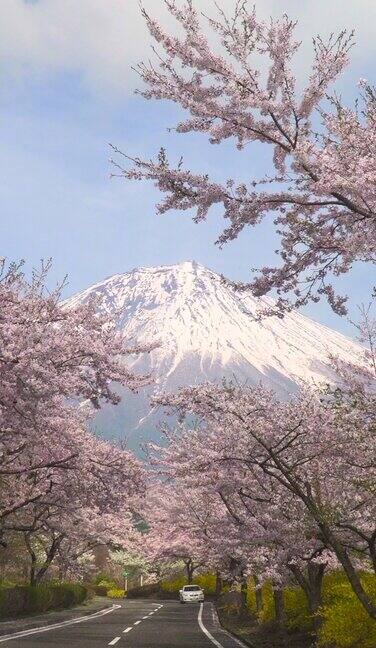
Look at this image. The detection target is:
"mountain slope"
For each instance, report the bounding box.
[66,261,364,448]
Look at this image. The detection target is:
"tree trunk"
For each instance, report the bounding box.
[186,559,194,584]
[290,497,376,620]
[253,575,263,616]
[24,534,37,586]
[240,576,248,609]
[307,563,325,633]
[57,562,66,582]
[215,571,222,597]
[273,587,285,625]
[29,561,36,586]
[34,559,53,584]
[324,531,376,619]
[290,562,325,635]
[257,452,376,619]
[33,537,61,584]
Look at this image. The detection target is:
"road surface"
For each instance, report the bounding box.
[0,600,246,648]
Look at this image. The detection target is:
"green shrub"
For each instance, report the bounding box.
[27,584,53,614]
[0,586,28,618]
[319,571,376,648]
[246,577,259,615]
[94,579,117,597]
[247,580,275,623]
[245,571,376,648]
[161,576,186,593]
[93,574,113,586]
[127,582,163,599]
[161,572,217,595]
[284,585,311,631]
[95,585,108,597]
[107,588,125,599]
[194,573,216,595]
[97,579,117,589]
[50,583,87,609]
[0,583,89,619]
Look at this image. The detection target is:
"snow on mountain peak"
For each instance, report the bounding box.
[65,262,365,446]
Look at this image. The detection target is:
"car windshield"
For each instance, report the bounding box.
[184,586,201,591]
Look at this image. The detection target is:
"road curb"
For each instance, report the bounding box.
[211,603,257,648]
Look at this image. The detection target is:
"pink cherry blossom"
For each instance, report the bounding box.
[0,260,151,578]
[112,1,376,316]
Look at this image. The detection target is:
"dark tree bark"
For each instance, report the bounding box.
[307,563,325,633]
[273,587,285,625]
[24,533,37,586]
[185,559,194,584]
[240,576,248,609]
[24,532,62,585]
[225,402,376,619]
[253,575,263,616]
[215,571,222,597]
[290,561,325,635]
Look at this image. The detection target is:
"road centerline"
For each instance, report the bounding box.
[108,638,121,646]
[0,604,121,644]
[123,626,132,633]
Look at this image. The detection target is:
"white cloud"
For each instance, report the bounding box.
[0,0,375,97]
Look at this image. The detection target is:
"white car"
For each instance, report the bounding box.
[179,584,205,603]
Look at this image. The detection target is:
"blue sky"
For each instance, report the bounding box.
[0,0,375,336]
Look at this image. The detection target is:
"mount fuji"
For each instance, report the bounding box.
[66,261,364,450]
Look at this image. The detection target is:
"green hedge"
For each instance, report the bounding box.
[0,583,90,619]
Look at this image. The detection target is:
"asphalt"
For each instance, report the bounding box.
[0,599,248,648]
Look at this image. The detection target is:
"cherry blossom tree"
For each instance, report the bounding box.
[16,430,144,584]
[149,423,336,629]
[0,260,151,564]
[153,378,376,621]
[112,1,376,316]
[108,548,154,587]
[144,483,209,582]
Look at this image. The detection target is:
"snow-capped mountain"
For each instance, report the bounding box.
[66,261,364,449]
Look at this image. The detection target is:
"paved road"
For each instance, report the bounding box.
[0,600,246,648]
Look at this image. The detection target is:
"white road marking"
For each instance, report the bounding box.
[198,603,224,648]
[123,627,132,633]
[199,604,250,648]
[142,615,149,619]
[108,638,121,646]
[224,634,250,648]
[209,603,249,648]
[134,620,141,625]
[148,611,154,615]
[0,604,121,644]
